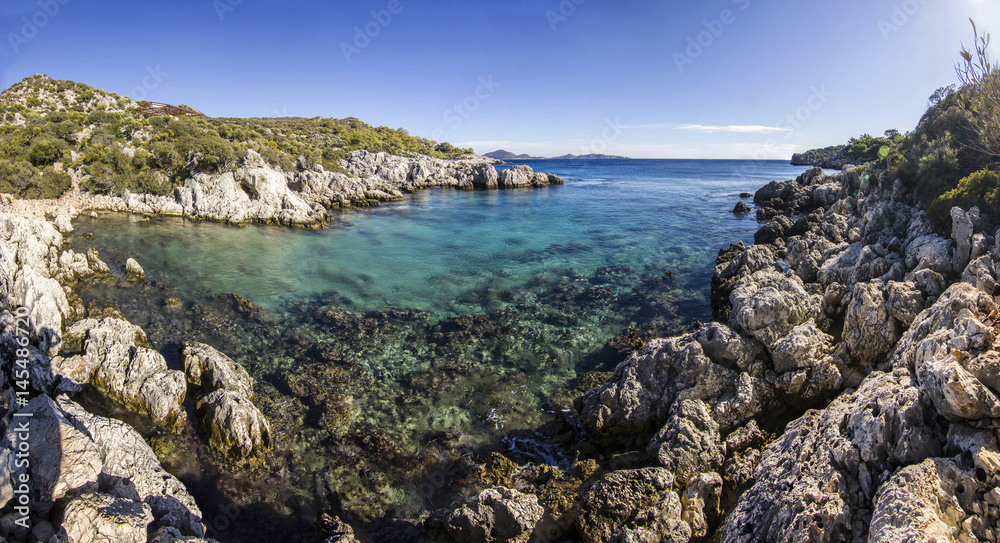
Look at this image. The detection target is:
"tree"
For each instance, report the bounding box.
[956,19,1000,161]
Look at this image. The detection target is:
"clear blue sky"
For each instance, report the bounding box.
[1,0,996,158]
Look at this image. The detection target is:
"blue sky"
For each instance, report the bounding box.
[0,0,997,159]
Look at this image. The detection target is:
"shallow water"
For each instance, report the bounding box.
[71,159,805,320]
[67,159,809,538]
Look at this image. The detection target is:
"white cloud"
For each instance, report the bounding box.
[675,124,792,134]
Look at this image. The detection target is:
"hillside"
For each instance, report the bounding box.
[484,149,630,160]
[0,74,474,199]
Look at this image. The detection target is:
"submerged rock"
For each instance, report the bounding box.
[181,341,271,459]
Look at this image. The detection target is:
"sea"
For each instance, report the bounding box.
[67,159,810,540]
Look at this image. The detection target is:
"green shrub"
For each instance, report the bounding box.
[27,139,62,166]
[26,169,71,199]
[928,169,1000,221]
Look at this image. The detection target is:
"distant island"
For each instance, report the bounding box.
[485,149,630,160]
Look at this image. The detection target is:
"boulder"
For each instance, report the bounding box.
[647,399,724,483]
[885,280,925,327]
[905,234,954,275]
[961,254,998,295]
[575,468,686,543]
[65,318,187,431]
[437,487,543,543]
[769,322,833,372]
[917,355,1000,420]
[124,257,144,281]
[196,389,271,459]
[181,341,254,398]
[58,492,154,543]
[843,281,900,363]
[693,322,764,372]
[728,270,818,348]
[181,341,270,459]
[732,201,751,215]
[711,243,778,321]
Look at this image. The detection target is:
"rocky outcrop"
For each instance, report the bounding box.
[574,468,690,543]
[647,399,724,484]
[65,149,562,226]
[497,164,563,189]
[0,395,208,540]
[433,486,544,543]
[181,341,271,460]
[63,317,187,432]
[728,270,819,348]
[578,162,1000,542]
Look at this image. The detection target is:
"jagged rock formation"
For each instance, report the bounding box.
[62,149,563,227]
[0,207,218,541]
[181,341,271,460]
[576,165,1000,541]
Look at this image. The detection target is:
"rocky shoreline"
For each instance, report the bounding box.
[51,150,563,228]
[2,157,998,541]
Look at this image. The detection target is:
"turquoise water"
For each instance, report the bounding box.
[68,159,811,532]
[72,159,806,321]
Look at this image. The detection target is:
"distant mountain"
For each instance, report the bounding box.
[483,150,544,160]
[551,153,630,160]
[485,150,630,160]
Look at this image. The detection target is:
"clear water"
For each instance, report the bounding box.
[67,159,810,534]
[71,159,806,321]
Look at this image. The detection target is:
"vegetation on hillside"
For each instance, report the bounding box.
[0,74,473,199]
[800,21,999,226]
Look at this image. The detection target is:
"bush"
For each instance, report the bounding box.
[27,139,62,166]
[928,169,1000,221]
[0,160,39,194]
[25,170,71,199]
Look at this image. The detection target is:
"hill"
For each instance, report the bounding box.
[484,149,630,160]
[0,74,474,198]
[483,149,543,160]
